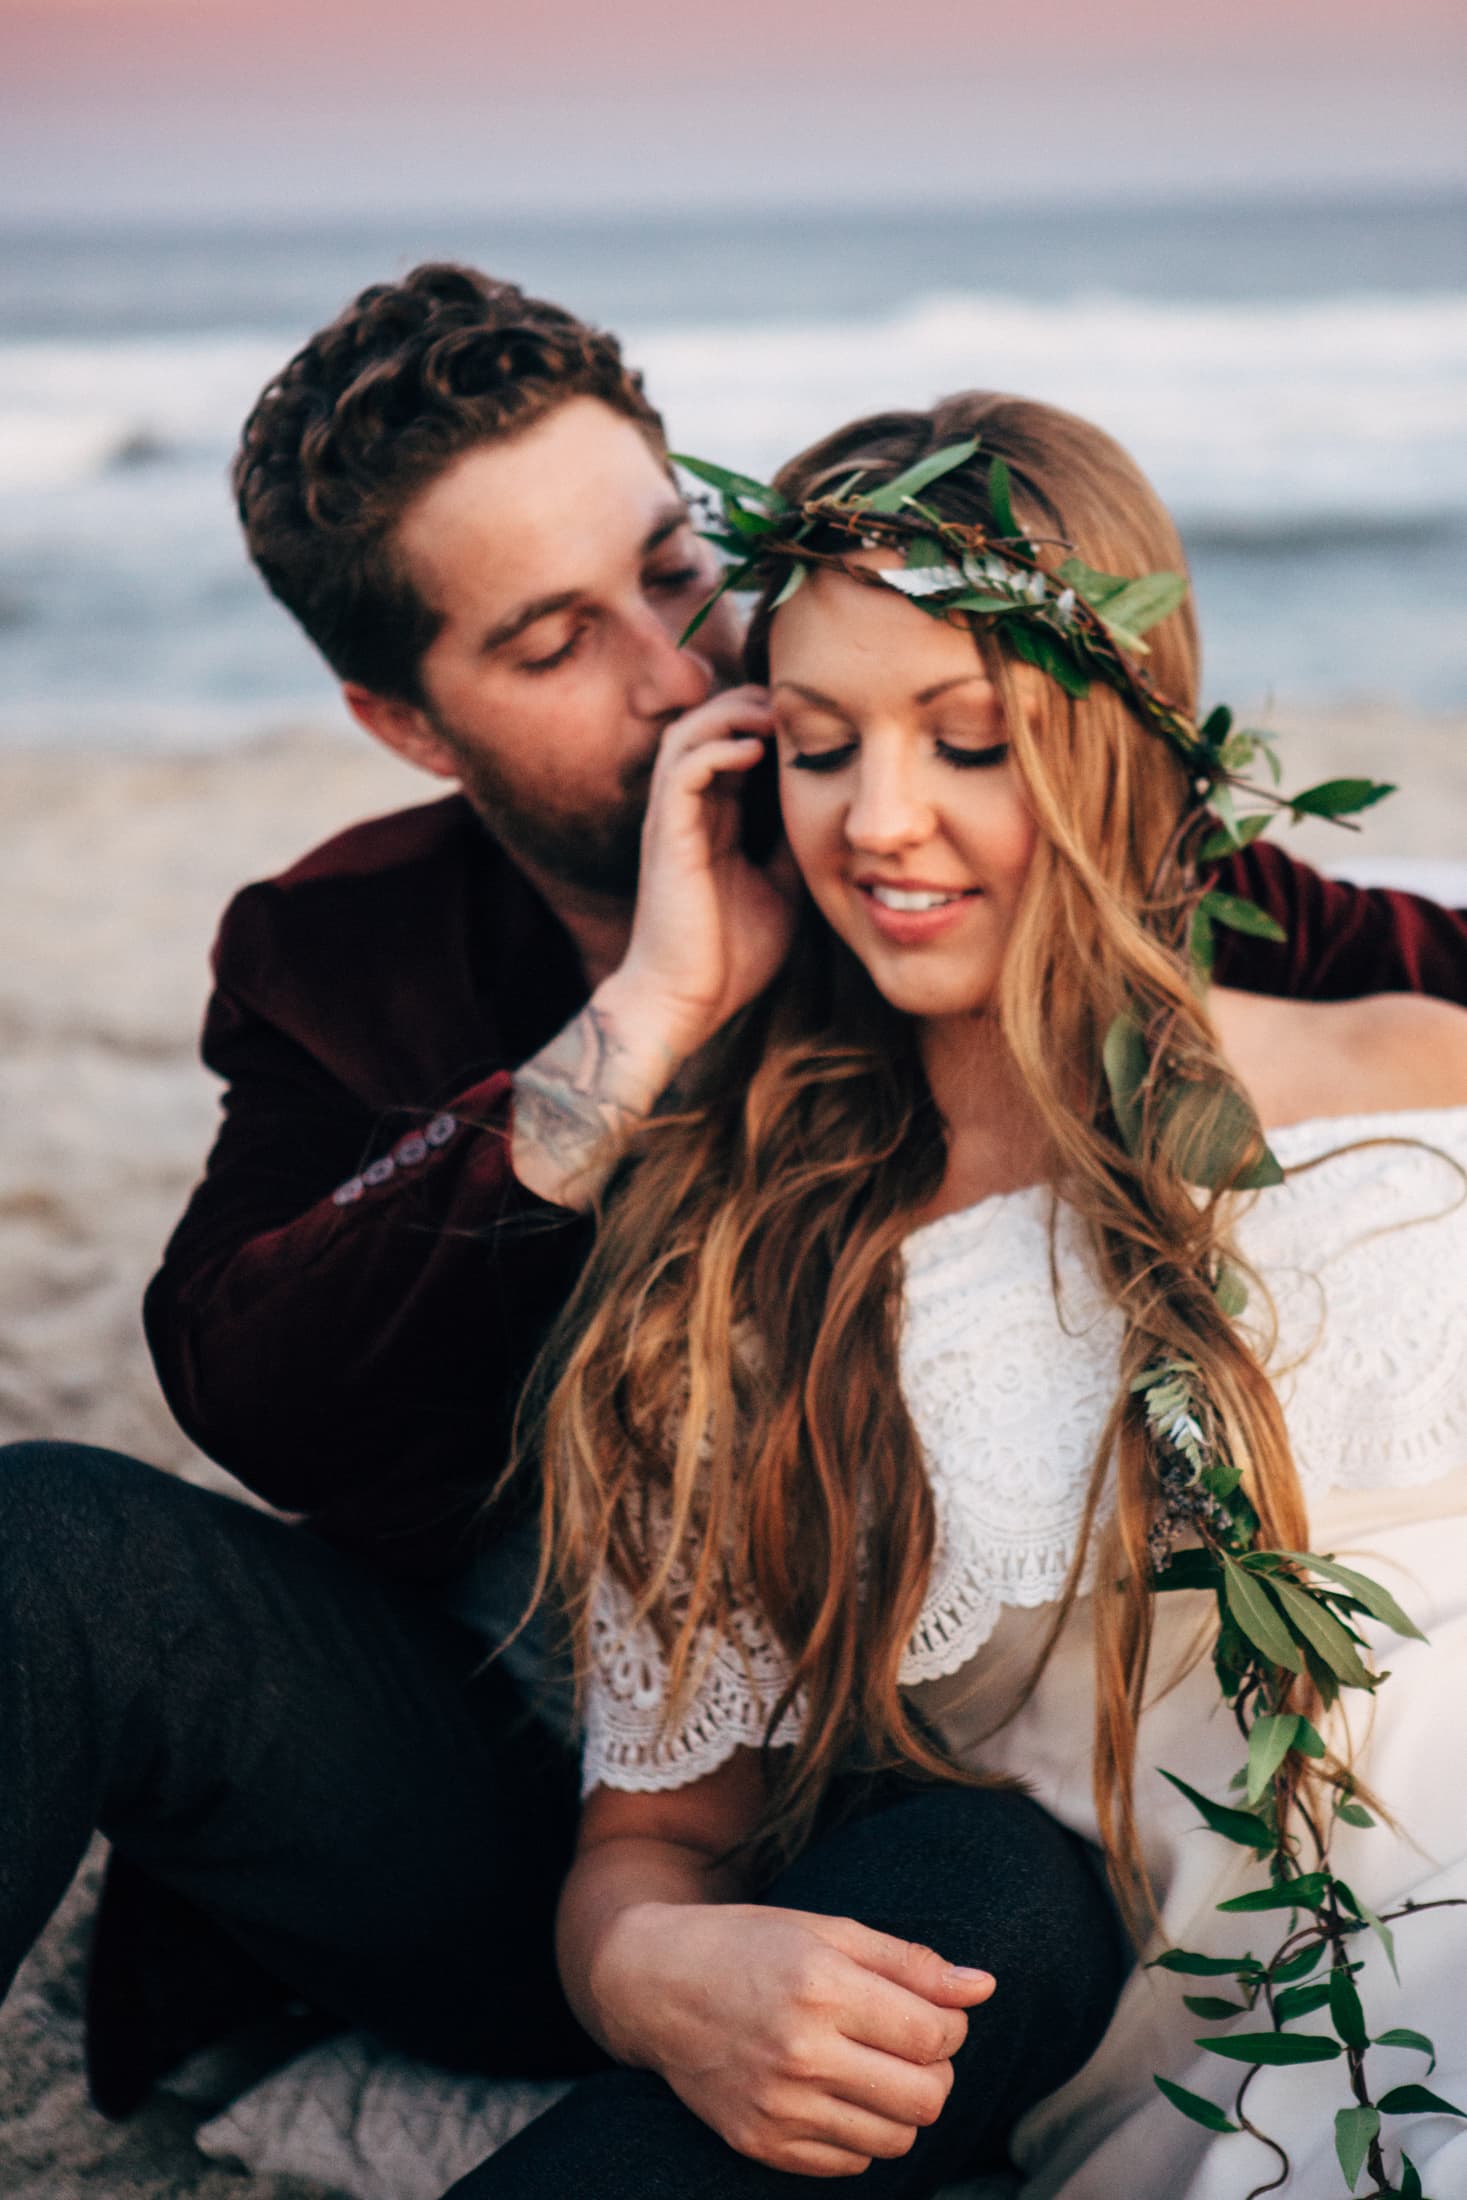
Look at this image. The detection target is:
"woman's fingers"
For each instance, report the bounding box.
[822,2036,956,2128]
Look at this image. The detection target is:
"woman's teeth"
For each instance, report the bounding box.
[867,885,969,912]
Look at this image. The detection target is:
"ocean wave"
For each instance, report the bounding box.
[0,293,1463,525]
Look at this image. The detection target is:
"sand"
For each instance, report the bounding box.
[0,709,1463,2197]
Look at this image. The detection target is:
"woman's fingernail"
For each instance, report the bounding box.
[946,1966,995,1989]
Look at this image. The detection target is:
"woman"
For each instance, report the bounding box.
[448,396,1467,2198]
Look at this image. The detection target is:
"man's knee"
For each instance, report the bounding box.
[0,1440,174,1598]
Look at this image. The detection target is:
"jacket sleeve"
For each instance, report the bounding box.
[1214,841,1467,1003]
[143,892,593,1580]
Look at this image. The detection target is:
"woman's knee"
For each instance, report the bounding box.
[775,1782,1123,1982]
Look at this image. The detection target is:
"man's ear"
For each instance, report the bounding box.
[342,685,460,780]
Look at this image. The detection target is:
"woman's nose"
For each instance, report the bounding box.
[842,750,937,853]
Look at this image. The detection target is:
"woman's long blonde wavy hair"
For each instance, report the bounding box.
[526,392,1310,1917]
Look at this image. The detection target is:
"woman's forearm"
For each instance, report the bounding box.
[556,1830,748,2067]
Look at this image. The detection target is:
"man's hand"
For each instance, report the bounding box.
[511,688,798,1208]
[592,1900,996,2179]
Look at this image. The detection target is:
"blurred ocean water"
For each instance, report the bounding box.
[1,194,1463,746]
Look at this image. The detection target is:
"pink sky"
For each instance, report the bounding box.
[3,0,1465,217]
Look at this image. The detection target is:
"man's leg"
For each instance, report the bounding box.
[0,1441,593,2097]
[443,1783,1128,2199]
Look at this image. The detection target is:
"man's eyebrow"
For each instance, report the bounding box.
[643,504,691,554]
[479,505,693,656]
[480,590,582,657]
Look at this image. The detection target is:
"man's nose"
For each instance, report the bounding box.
[628,603,714,720]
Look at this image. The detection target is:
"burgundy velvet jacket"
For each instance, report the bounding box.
[144,793,1467,1581]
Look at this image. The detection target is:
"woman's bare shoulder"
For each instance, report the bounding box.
[1211,987,1467,1126]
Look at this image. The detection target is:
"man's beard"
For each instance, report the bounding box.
[442,735,648,898]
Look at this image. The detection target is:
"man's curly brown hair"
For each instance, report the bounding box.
[233,262,667,702]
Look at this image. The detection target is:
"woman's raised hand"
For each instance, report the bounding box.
[590,1898,995,2178]
[510,689,798,1208]
[601,686,799,1065]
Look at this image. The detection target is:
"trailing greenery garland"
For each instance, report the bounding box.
[679,442,1463,2196]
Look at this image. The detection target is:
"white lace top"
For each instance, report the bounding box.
[581,1106,1467,1797]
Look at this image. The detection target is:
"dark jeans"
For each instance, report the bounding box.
[0,1440,1126,2199]
[445,1782,1129,2199]
[0,1439,592,2088]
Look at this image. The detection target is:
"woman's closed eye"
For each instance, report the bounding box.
[786,736,1010,774]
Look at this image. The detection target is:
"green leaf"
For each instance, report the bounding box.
[1094,570,1190,650]
[770,565,805,609]
[1227,1570,1306,1683]
[1184,1995,1249,2019]
[671,454,785,509]
[1329,1964,1369,2050]
[1151,1547,1222,1593]
[1337,1800,1377,1828]
[905,532,951,569]
[1335,1883,1399,1980]
[1271,1940,1327,1985]
[986,454,1017,537]
[1200,811,1273,861]
[1189,899,1216,978]
[944,591,1022,615]
[1290,1714,1327,1758]
[1199,2030,1342,2066]
[1289,777,1396,820]
[1160,1077,1285,1193]
[1150,1947,1261,1978]
[1219,1872,1330,1914]
[1153,2074,1240,2133]
[1378,2084,1466,2118]
[1159,1769,1272,1852]
[1002,616,1091,697]
[1271,1578,1376,1688]
[1056,553,1133,610]
[1102,1011,1148,1155]
[1277,1555,1427,1644]
[721,498,780,541]
[1376,2029,1437,2074]
[678,567,746,646]
[1336,2105,1381,2191]
[1273,1979,1333,2023]
[1400,2153,1424,2199]
[1200,889,1288,944]
[863,438,979,515]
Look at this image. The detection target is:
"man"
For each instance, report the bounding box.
[3,262,1463,2175]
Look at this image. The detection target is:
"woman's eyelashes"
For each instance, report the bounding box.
[785,737,1011,774]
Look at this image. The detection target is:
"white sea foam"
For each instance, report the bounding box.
[634,291,1467,525]
[1,295,1464,523]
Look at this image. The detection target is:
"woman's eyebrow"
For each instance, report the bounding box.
[771,675,993,710]
[770,680,848,711]
[915,675,993,705]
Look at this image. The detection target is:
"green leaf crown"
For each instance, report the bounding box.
[676,437,1396,972]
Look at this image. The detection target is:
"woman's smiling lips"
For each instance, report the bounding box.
[854,876,981,944]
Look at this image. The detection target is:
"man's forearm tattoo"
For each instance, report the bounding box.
[511,1001,662,1190]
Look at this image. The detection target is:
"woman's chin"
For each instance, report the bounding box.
[854,953,1000,1024]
